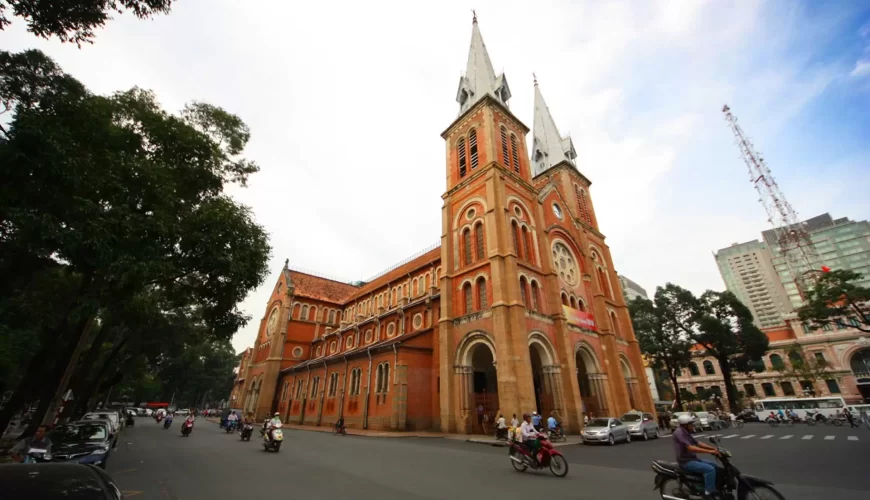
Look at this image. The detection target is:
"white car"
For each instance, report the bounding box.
[81,411,121,431]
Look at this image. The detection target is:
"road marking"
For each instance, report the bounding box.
[802,435,813,440]
[848,436,859,441]
[760,435,774,440]
[780,435,793,440]
[824,435,835,440]
[122,491,143,497]
[740,434,756,439]
[114,468,138,475]
[723,434,739,439]
[694,433,707,438]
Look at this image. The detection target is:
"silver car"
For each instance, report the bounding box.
[669,412,699,431]
[582,417,630,445]
[622,411,659,440]
[695,411,723,431]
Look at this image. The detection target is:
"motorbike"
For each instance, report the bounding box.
[507,432,569,477]
[181,420,194,437]
[163,418,173,430]
[125,414,135,427]
[225,420,237,433]
[240,423,254,441]
[156,414,163,423]
[20,446,51,464]
[651,436,785,500]
[262,422,284,451]
[547,426,566,442]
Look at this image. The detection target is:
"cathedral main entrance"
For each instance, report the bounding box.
[576,345,609,419]
[471,344,498,434]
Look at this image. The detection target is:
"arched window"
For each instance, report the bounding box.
[577,299,586,312]
[530,281,540,311]
[743,384,757,397]
[469,129,479,170]
[463,283,473,315]
[500,126,509,165]
[510,134,519,173]
[474,223,485,261]
[520,277,529,308]
[521,226,532,262]
[328,372,339,396]
[780,381,795,396]
[350,368,362,395]
[703,360,716,375]
[769,354,784,369]
[512,221,521,258]
[689,362,700,376]
[458,138,467,178]
[569,296,576,309]
[463,228,472,265]
[301,305,309,320]
[477,278,487,309]
[610,312,621,338]
[597,267,611,299]
[310,376,320,398]
[417,278,424,296]
[375,365,383,393]
[788,351,803,367]
[561,293,568,306]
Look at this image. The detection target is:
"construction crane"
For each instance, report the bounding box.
[722,104,823,299]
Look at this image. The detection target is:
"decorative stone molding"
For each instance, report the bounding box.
[452,310,492,326]
[524,310,554,324]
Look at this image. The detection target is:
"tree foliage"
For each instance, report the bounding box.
[773,345,833,389]
[0,0,173,45]
[0,49,270,436]
[628,284,696,410]
[798,269,870,333]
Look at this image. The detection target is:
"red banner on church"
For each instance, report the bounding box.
[563,305,597,331]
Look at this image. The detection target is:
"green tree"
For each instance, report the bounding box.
[628,284,696,410]
[0,49,270,435]
[798,270,870,333]
[691,291,770,413]
[0,0,173,45]
[773,345,834,395]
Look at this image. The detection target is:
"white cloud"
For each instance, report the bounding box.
[852,60,870,77]
[0,0,864,351]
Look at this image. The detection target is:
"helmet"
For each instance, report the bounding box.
[533,411,538,415]
[677,414,694,426]
[274,412,280,416]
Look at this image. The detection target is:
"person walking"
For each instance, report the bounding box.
[844,407,858,429]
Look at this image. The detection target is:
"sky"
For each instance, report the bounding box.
[3,0,869,353]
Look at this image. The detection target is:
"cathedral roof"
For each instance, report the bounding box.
[455,15,511,115]
[287,270,359,303]
[531,80,577,177]
[347,246,441,301]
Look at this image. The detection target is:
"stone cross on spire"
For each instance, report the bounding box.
[455,14,511,115]
[531,79,576,177]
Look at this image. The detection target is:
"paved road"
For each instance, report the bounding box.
[106,419,869,500]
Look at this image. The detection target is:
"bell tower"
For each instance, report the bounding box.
[438,15,541,433]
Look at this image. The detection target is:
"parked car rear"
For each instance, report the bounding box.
[0,463,123,499]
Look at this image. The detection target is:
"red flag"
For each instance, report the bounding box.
[821,266,831,273]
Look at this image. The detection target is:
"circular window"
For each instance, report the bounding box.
[413,313,423,330]
[266,307,280,337]
[387,323,396,338]
[553,242,579,286]
[365,329,373,343]
[345,336,354,349]
[513,206,522,218]
[292,346,303,358]
[466,208,476,220]
[552,203,563,220]
[329,341,337,354]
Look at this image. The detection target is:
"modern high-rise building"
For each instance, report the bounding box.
[763,214,870,309]
[618,275,648,303]
[715,240,793,328]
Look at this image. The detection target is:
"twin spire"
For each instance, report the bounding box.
[456,15,576,176]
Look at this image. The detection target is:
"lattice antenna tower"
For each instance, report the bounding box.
[722,105,822,297]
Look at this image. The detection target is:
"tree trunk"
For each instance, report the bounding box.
[0,347,52,437]
[717,357,740,413]
[668,370,683,410]
[65,325,122,419]
[77,338,129,414]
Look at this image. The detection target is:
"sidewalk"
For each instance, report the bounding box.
[206,418,581,447]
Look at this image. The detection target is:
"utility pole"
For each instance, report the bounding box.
[722,105,823,299]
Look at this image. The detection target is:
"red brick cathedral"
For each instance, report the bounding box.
[230,18,654,433]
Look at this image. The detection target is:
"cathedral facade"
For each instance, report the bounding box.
[229,18,654,433]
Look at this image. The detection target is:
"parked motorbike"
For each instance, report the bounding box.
[240,423,254,441]
[651,436,785,500]
[262,422,283,451]
[507,432,568,477]
[181,420,194,437]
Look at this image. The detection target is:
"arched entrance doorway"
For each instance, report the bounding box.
[850,347,870,403]
[575,345,609,418]
[620,356,641,411]
[528,333,561,419]
[456,332,499,434]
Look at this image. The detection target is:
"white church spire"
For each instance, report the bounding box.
[531,79,576,177]
[456,14,511,114]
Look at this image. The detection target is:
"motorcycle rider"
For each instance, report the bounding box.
[10,425,52,463]
[531,411,542,431]
[264,412,282,442]
[519,413,540,465]
[227,410,239,431]
[547,411,560,435]
[673,414,722,500]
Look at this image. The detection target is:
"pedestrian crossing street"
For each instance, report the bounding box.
[664,432,862,442]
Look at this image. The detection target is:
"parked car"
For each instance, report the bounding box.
[174,409,190,417]
[81,411,121,432]
[0,463,123,499]
[669,412,699,431]
[621,411,660,440]
[77,418,118,449]
[582,417,630,445]
[47,422,114,469]
[695,411,723,431]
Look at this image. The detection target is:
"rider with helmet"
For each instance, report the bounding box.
[673,414,722,499]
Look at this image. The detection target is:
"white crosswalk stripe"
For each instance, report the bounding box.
[802,435,813,440]
[761,435,774,439]
[780,435,793,440]
[848,436,859,441]
[723,434,739,439]
[740,434,756,439]
[824,435,835,440]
